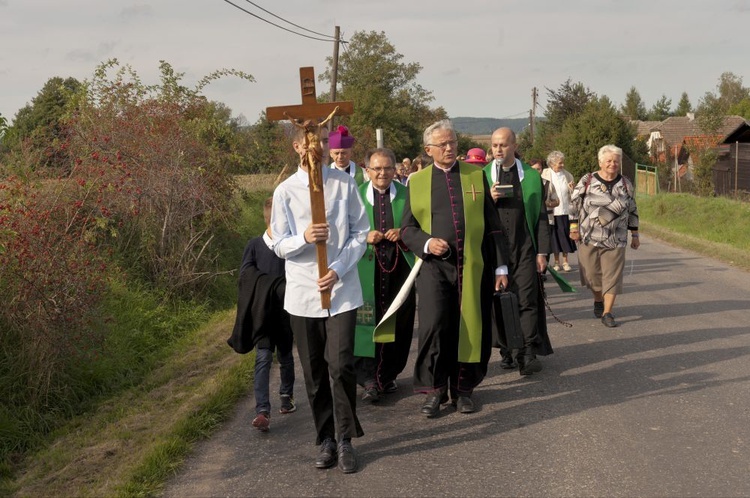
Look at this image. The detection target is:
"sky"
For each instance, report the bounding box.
[2,0,750,127]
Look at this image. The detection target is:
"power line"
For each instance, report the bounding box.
[497,110,529,119]
[241,0,335,39]
[220,0,337,42]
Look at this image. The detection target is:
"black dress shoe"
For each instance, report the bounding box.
[456,396,475,414]
[338,440,358,474]
[500,354,518,369]
[315,438,337,469]
[362,386,380,403]
[421,392,446,418]
[381,380,398,394]
[519,355,542,376]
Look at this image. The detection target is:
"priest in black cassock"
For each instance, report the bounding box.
[485,127,557,375]
[401,119,509,418]
[353,148,416,403]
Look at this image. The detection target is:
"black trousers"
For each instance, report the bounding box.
[290,310,364,445]
[413,259,488,396]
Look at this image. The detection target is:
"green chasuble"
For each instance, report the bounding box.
[408,162,487,363]
[483,161,575,293]
[354,181,415,357]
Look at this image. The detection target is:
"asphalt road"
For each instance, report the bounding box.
[163,235,750,497]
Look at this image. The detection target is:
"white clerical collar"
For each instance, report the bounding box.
[433,160,457,172]
[365,181,396,204]
[330,160,357,178]
[491,158,524,183]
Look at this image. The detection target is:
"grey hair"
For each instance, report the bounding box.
[365,147,397,168]
[546,150,565,166]
[423,119,455,145]
[597,144,623,162]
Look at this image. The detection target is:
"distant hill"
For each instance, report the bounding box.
[451,117,530,135]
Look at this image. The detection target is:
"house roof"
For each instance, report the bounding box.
[656,115,746,149]
[721,120,750,143]
[631,120,661,137]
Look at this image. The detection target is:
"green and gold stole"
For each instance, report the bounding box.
[407,163,486,363]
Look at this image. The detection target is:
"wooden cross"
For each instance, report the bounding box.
[465,183,482,201]
[266,67,354,309]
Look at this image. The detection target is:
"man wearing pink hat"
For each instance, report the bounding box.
[329,125,365,185]
[464,147,487,166]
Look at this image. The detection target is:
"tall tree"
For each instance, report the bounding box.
[319,30,446,161]
[555,96,644,179]
[244,112,294,174]
[0,112,7,149]
[693,89,727,196]
[648,95,672,121]
[675,92,692,116]
[717,71,750,110]
[2,77,82,169]
[524,79,594,160]
[728,98,750,120]
[696,92,726,135]
[620,86,648,120]
[544,79,595,131]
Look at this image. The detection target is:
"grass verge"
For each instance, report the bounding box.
[637,193,750,272]
[8,310,253,497]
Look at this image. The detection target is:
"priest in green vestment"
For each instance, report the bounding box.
[485,127,574,376]
[354,148,416,403]
[401,119,510,418]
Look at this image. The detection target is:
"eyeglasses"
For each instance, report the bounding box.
[426,140,457,150]
[369,167,395,174]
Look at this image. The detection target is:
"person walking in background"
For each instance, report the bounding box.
[354,148,416,403]
[485,128,553,375]
[329,125,365,185]
[541,151,576,272]
[395,157,411,184]
[569,144,640,328]
[272,125,369,473]
[401,119,509,417]
[227,197,296,432]
[529,158,559,282]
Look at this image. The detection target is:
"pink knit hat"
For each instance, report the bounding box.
[328,125,355,149]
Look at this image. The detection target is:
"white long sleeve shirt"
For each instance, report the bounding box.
[271,166,369,318]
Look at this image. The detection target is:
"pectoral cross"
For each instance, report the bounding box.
[465,183,482,201]
[266,67,354,309]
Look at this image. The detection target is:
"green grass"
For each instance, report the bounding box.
[2,184,269,496]
[637,193,750,270]
[7,311,255,497]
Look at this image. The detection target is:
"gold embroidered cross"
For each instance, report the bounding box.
[465,183,482,201]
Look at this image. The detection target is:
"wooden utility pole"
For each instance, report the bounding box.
[530,87,538,145]
[266,67,354,309]
[330,26,341,102]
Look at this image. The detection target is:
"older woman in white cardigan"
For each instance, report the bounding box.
[541,150,576,272]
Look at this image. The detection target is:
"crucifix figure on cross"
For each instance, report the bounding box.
[284,107,338,192]
[266,67,354,309]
